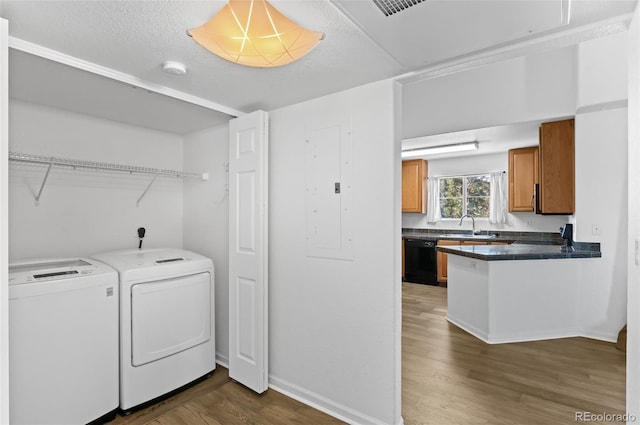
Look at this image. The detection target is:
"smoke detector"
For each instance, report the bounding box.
[162,61,187,76]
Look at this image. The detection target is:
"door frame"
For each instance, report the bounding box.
[0,17,9,424]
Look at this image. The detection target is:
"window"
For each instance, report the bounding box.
[439,174,491,219]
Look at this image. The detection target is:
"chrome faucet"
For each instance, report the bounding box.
[459,214,480,235]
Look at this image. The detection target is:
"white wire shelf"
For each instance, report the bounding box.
[9,151,207,179]
[9,151,209,206]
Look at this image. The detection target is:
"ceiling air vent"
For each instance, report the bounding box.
[372,0,425,16]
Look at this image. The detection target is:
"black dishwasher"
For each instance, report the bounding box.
[403,238,438,285]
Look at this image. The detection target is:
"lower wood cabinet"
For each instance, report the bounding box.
[436,240,460,285]
[437,240,510,285]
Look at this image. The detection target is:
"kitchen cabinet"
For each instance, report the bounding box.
[508,146,538,212]
[437,240,511,285]
[436,240,459,284]
[538,118,575,214]
[402,159,427,213]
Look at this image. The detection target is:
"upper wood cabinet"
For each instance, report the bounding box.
[402,159,428,213]
[538,118,575,214]
[508,146,538,212]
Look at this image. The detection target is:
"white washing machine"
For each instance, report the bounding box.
[92,248,215,413]
[9,258,119,425]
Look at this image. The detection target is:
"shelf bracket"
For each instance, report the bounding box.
[34,163,53,206]
[136,174,158,207]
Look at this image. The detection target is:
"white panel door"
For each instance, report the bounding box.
[0,17,9,425]
[228,110,268,393]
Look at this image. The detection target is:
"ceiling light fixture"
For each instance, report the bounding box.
[162,61,188,76]
[187,0,324,68]
[401,141,479,158]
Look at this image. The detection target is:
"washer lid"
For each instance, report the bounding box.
[9,258,108,285]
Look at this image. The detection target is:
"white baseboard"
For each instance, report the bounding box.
[216,361,400,424]
[486,328,581,344]
[446,316,490,342]
[215,353,229,369]
[580,329,618,343]
[269,375,399,425]
[447,316,618,345]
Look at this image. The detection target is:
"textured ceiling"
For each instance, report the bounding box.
[0,0,637,134]
[334,0,567,70]
[1,0,403,113]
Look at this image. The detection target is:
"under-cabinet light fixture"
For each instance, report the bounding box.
[401,141,479,158]
[187,0,324,68]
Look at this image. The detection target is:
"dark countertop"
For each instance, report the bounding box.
[402,228,601,260]
[403,233,516,243]
[436,243,602,261]
[402,229,564,245]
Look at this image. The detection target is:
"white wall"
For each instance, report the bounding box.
[8,100,184,260]
[578,32,628,107]
[574,32,628,341]
[403,152,570,233]
[575,108,627,340]
[627,3,640,418]
[182,124,230,365]
[402,46,577,138]
[268,79,401,425]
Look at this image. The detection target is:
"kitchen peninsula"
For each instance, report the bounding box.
[437,242,601,344]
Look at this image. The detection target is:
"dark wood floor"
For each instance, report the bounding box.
[111,283,625,424]
[402,283,625,425]
[109,366,343,425]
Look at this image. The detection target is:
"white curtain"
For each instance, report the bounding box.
[489,172,507,224]
[426,177,441,223]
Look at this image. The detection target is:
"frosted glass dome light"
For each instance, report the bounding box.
[188,0,324,68]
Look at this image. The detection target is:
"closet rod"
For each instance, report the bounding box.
[8,151,208,180]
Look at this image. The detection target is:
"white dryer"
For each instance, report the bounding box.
[9,258,119,425]
[92,248,215,413]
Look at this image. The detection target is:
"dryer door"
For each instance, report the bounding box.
[131,272,211,366]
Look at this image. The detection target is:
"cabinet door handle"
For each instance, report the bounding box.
[530,185,535,209]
